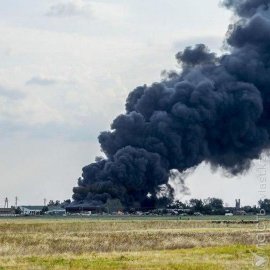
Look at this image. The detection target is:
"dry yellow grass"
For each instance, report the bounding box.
[0,218,269,269]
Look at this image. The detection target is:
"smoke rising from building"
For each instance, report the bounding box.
[73,0,270,209]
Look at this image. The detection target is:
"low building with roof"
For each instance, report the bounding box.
[0,208,16,216]
[46,206,66,216]
[19,206,44,215]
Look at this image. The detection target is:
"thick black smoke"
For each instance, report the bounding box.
[73,0,270,209]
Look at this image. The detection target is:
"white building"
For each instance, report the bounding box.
[19,206,44,215]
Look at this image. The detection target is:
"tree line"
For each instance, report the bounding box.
[168,198,270,215]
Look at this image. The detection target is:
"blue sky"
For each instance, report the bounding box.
[0,0,268,206]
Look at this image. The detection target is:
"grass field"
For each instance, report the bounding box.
[0,217,269,269]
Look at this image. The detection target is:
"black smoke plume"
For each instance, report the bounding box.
[73,0,270,209]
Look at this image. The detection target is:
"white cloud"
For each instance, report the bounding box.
[26,76,57,86]
[46,0,91,17]
[45,0,128,25]
[0,91,63,127]
[0,85,25,100]
[0,23,159,131]
[0,19,227,142]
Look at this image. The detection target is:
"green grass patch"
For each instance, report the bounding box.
[0,245,265,270]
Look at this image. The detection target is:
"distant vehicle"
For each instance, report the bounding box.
[194,212,203,216]
[225,213,233,216]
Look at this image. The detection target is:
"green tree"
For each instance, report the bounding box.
[48,200,55,206]
[168,200,187,209]
[189,199,204,213]
[14,207,21,215]
[258,199,270,214]
[204,198,224,215]
[54,200,60,206]
[41,206,48,214]
[47,200,60,207]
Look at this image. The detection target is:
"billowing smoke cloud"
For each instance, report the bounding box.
[73,0,270,209]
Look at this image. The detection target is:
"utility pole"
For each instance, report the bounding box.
[15,196,18,208]
[44,198,47,207]
[4,197,8,208]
